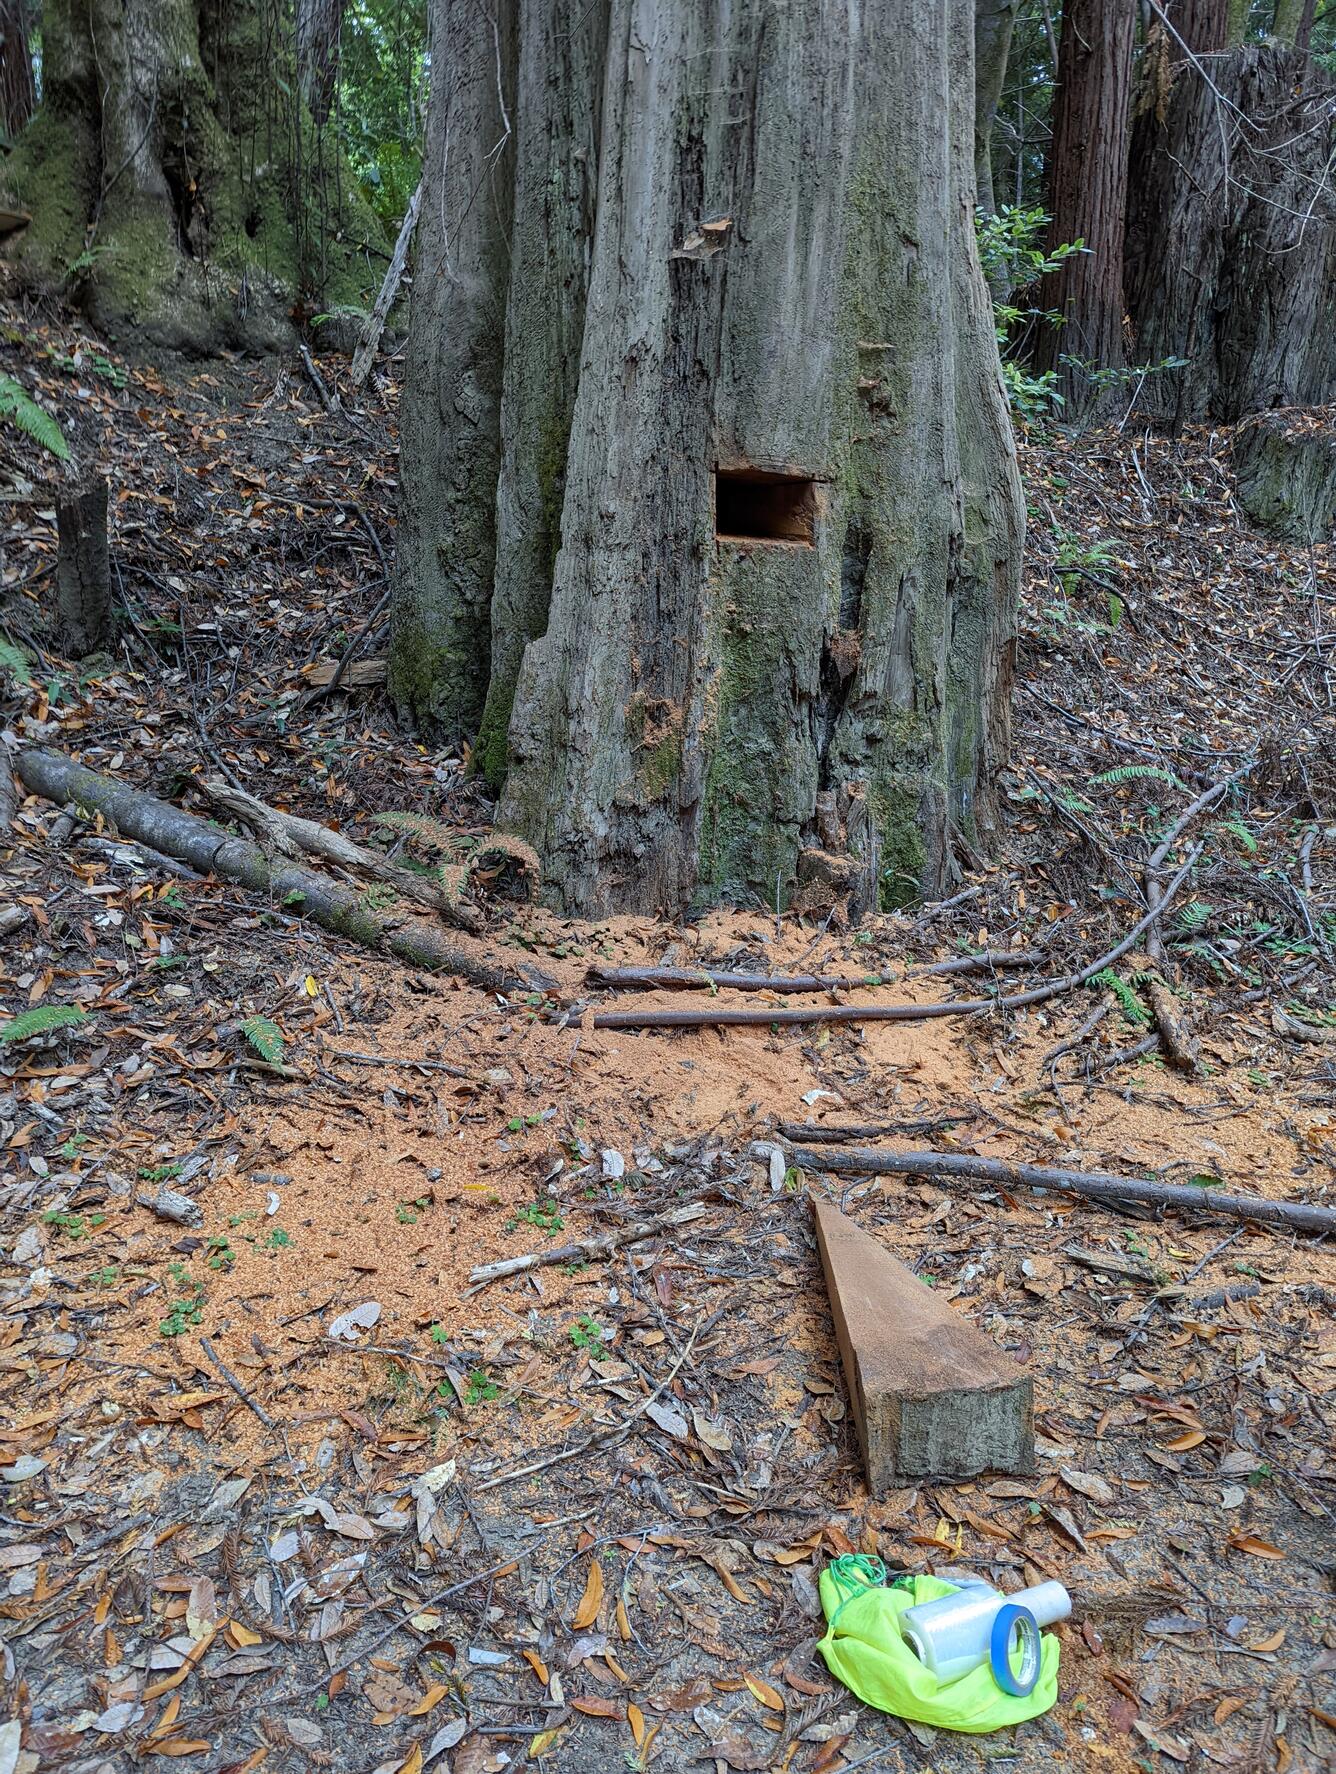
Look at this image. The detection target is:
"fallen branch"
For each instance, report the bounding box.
[350,178,421,389]
[1143,973,1201,1074]
[200,1335,275,1430]
[199,777,482,931]
[13,746,536,996]
[467,1201,710,1287]
[593,851,1201,1032]
[770,1142,1335,1237]
[909,950,1046,977]
[1145,766,1252,963]
[587,964,882,993]
[135,1187,202,1227]
[298,341,339,415]
[774,1116,968,1143]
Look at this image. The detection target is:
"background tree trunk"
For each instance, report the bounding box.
[297,0,345,124]
[974,0,1018,216]
[1124,45,1336,425]
[0,0,382,352]
[0,0,34,138]
[392,0,1023,918]
[1030,0,1136,411]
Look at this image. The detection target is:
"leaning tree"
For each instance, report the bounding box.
[0,0,382,353]
[391,0,1024,918]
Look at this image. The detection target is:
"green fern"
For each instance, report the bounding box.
[1177,899,1212,930]
[0,1004,90,1043]
[1091,968,1151,1027]
[371,810,468,857]
[0,376,70,461]
[241,1015,285,1064]
[1090,763,1187,793]
[1214,816,1257,855]
[0,636,33,685]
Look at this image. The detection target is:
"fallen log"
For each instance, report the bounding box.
[350,178,421,390]
[592,849,1201,1032]
[13,746,538,997]
[466,1200,710,1288]
[200,777,482,931]
[769,1142,1335,1238]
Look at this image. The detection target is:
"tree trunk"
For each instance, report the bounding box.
[1030,0,1136,412]
[0,0,383,353]
[974,0,1018,217]
[0,0,34,138]
[56,477,114,657]
[297,0,345,125]
[1124,45,1336,425]
[1233,409,1336,541]
[1167,0,1232,52]
[391,0,1024,918]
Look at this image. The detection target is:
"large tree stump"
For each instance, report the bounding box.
[1233,409,1336,542]
[55,476,114,657]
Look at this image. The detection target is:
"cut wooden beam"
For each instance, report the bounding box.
[812,1199,1033,1495]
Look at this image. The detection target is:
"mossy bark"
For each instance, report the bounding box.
[395,0,1022,917]
[1,0,384,355]
[1233,408,1336,541]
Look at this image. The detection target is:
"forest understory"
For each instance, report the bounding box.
[1,298,1334,1774]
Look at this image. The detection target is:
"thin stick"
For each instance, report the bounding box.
[466,1201,710,1287]
[593,852,1202,1032]
[200,1336,275,1429]
[586,964,886,994]
[1145,765,1252,962]
[772,1142,1335,1237]
[350,178,422,389]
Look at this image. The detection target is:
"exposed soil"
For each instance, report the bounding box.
[2,298,1334,1774]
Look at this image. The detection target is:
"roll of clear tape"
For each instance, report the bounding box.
[900,1579,1069,1688]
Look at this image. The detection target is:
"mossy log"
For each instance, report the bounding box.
[12,746,539,997]
[1232,408,1336,542]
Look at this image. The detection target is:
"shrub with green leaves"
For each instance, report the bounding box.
[974,206,1084,426]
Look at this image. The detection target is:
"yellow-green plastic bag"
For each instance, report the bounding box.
[817,1557,1060,1734]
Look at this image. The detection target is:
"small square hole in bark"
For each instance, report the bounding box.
[715,469,817,545]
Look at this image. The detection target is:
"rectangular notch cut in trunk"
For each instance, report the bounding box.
[715,470,817,545]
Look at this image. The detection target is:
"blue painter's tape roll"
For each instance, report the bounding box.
[989,1603,1040,1697]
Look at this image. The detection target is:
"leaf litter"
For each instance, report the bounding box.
[0,305,1334,1773]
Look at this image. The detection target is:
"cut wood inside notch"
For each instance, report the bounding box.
[715,468,817,545]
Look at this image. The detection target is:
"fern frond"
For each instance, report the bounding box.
[1177,899,1212,929]
[1090,763,1187,792]
[371,810,468,857]
[1091,968,1151,1027]
[240,1015,285,1064]
[1214,816,1257,855]
[0,636,33,684]
[0,1004,90,1043]
[0,376,70,461]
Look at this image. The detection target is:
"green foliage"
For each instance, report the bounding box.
[464,1368,500,1405]
[1177,900,1213,931]
[0,636,34,685]
[1214,816,1257,855]
[0,376,70,460]
[42,1209,105,1239]
[508,1201,564,1238]
[138,1161,182,1183]
[568,1314,605,1354]
[1090,764,1188,793]
[1,1004,90,1044]
[975,206,1084,425]
[241,1015,285,1064]
[160,1286,206,1338]
[371,809,467,856]
[337,0,429,228]
[1092,968,1151,1028]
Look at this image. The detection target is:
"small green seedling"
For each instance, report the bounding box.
[464,1369,500,1405]
[160,1287,205,1338]
[508,1202,563,1237]
[569,1314,605,1354]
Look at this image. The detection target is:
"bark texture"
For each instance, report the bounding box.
[0,0,34,137]
[393,0,1023,918]
[974,0,1018,216]
[1030,0,1136,410]
[0,0,382,352]
[1125,46,1336,425]
[1233,408,1336,540]
[297,0,345,124]
[55,478,113,656]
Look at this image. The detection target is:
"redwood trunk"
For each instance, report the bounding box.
[55,477,114,657]
[974,0,1018,216]
[1030,0,1136,411]
[0,0,34,137]
[1124,46,1336,425]
[392,0,1024,918]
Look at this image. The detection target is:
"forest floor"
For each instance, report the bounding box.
[1,298,1334,1774]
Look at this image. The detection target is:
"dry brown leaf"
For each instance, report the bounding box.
[1162,1430,1207,1452]
[1227,1533,1286,1559]
[1214,1695,1248,1725]
[521,1649,549,1684]
[149,1741,212,1757]
[1250,1628,1286,1652]
[407,1683,447,1717]
[743,1672,784,1712]
[396,1748,423,1774]
[572,1559,604,1629]
[628,1702,646,1747]
[570,1695,625,1719]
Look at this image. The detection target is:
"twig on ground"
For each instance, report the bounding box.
[1145,765,1253,962]
[594,851,1203,1032]
[200,1335,275,1429]
[466,1201,710,1288]
[769,1142,1336,1236]
[297,342,339,415]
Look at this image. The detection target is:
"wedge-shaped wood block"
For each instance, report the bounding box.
[813,1199,1034,1494]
